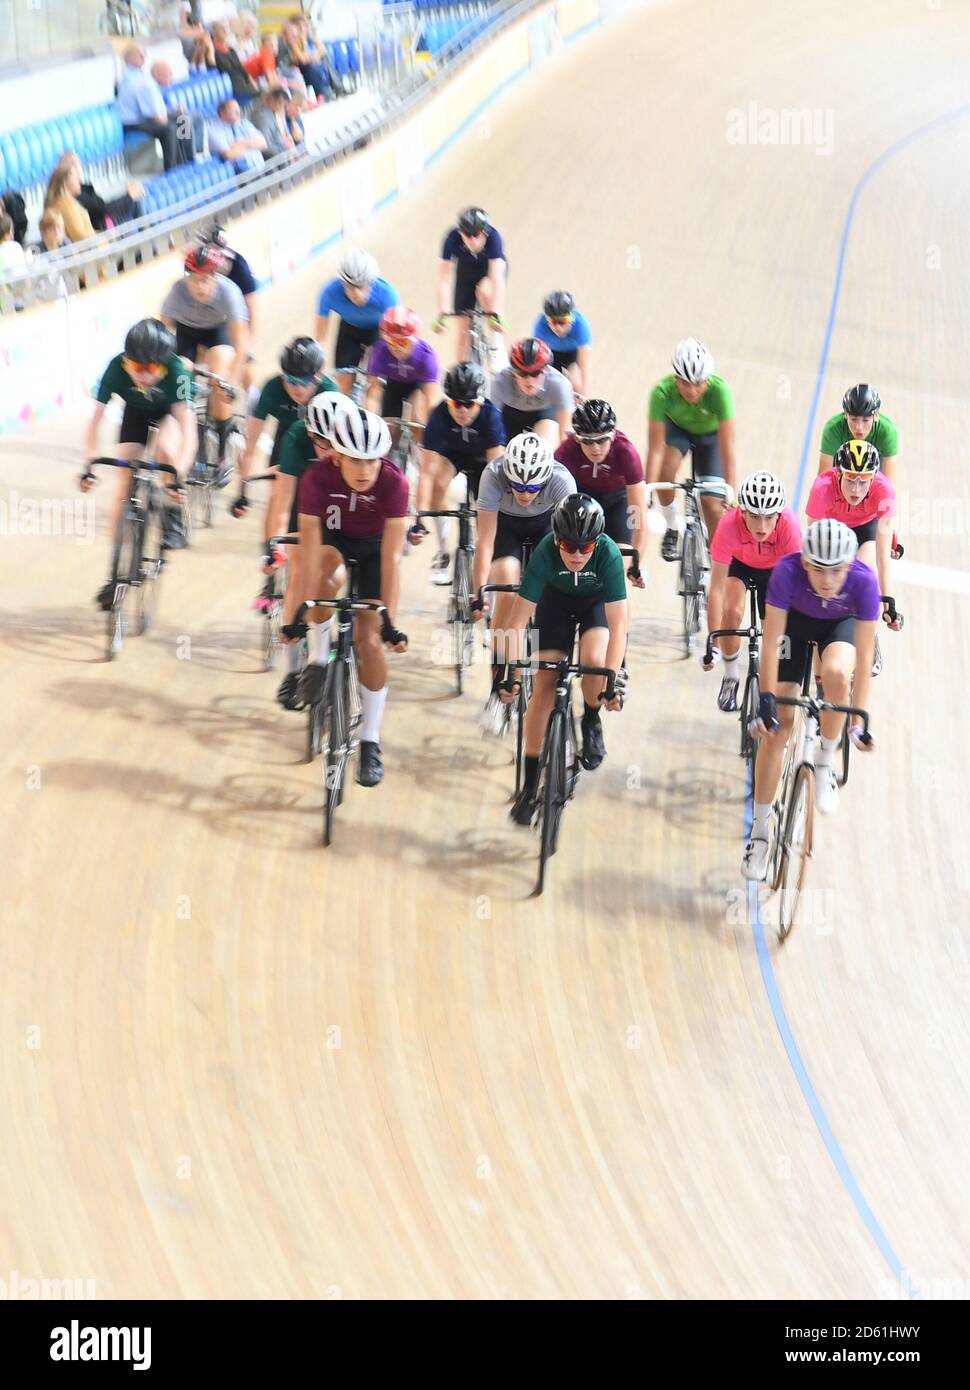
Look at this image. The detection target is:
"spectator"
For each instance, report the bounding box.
[285,91,307,148]
[44,164,101,244]
[189,31,217,71]
[248,86,295,159]
[232,11,259,59]
[211,20,259,97]
[278,15,331,101]
[0,210,27,280]
[32,210,70,302]
[151,60,206,159]
[51,153,145,232]
[208,96,267,172]
[244,31,278,86]
[1,190,27,246]
[39,208,67,253]
[117,42,193,170]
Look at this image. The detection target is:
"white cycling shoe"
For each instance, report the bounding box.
[815,764,840,816]
[741,836,769,881]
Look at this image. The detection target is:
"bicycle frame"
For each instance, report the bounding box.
[439,309,494,378]
[706,577,762,762]
[644,478,733,656]
[420,473,477,695]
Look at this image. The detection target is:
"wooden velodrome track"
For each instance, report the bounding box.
[2,0,969,1300]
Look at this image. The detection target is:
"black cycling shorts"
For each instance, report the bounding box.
[119,401,170,446]
[492,508,552,564]
[534,586,607,654]
[663,420,723,480]
[320,530,383,600]
[501,403,557,439]
[174,320,231,358]
[727,557,772,618]
[551,347,578,371]
[850,518,878,545]
[381,378,422,421]
[587,486,631,546]
[334,319,378,372]
[777,609,857,686]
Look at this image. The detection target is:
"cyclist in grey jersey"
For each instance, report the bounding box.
[490,337,573,446]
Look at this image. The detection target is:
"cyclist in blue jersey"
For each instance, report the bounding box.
[532,291,592,395]
[433,206,506,368]
[314,246,399,395]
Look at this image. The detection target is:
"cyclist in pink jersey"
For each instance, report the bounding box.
[706,472,801,712]
[805,439,899,621]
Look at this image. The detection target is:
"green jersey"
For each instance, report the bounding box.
[277,420,320,480]
[648,373,734,436]
[519,532,626,605]
[253,373,339,466]
[819,411,898,458]
[96,352,192,413]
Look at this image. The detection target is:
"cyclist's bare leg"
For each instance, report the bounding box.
[488,556,521,672]
[531,418,559,448]
[356,607,387,693]
[106,442,142,539]
[818,642,855,743]
[522,662,561,758]
[700,491,727,543]
[856,538,877,573]
[454,318,471,363]
[203,345,236,423]
[751,683,800,807]
[334,371,355,395]
[578,626,609,707]
[717,576,747,660]
[655,445,685,511]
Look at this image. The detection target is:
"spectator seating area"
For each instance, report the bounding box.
[124,70,234,155]
[416,15,494,54]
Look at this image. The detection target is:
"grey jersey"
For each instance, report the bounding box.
[161,274,248,329]
[477,459,576,517]
[489,365,574,414]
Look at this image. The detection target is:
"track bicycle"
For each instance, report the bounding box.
[705,576,762,766]
[187,364,238,531]
[644,478,734,656]
[419,473,477,695]
[437,308,500,381]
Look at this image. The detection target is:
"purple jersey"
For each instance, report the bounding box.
[297,456,410,539]
[366,337,439,386]
[766,554,881,622]
[555,429,644,493]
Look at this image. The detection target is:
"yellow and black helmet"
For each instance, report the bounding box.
[833,439,881,475]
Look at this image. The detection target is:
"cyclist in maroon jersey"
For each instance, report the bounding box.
[555,399,646,587]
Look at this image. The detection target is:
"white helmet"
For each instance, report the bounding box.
[737,471,787,515]
[671,337,714,383]
[305,392,342,440]
[802,518,858,568]
[328,400,391,460]
[503,433,555,488]
[339,246,377,288]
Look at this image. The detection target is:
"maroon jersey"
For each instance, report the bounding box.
[297,456,410,539]
[555,429,644,493]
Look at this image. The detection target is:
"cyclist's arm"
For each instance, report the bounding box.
[645,417,666,484]
[575,344,592,395]
[485,444,505,464]
[874,513,893,597]
[472,507,497,596]
[555,407,572,442]
[380,517,409,617]
[297,510,323,607]
[502,594,537,665]
[364,377,384,413]
[817,451,834,474]
[171,400,197,477]
[717,416,738,492]
[84,399,107,460]
[436,260,452,317]
[227,319,249,388]
[487,257,506,314]
[244,292,257,342]
[413,384,435,426]
[270,472,297,545]
[626,479,648,562]
[758,602,787,695]
[416,448,442,514]
[881,453,897,485]
[313,311,329,348]
[604,598,628,677]
[849,618,877,731]
[707,559,730,637]
[239,413,267,482]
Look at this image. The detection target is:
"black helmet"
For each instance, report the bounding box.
[842,383,881,416]
[572,398,616,438]
[280,336,324,380]
[543,290,575,319]
[124,317,175,364]
[200,221,229,248]
[457,206,488,236]
[443,361,486,403]
[553,493,605,545]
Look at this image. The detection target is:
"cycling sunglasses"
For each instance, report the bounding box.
[447,397,482,408]
[576,433,614,446]
[546,315,573,327]
[509,480,545,494]
[123,359,166,377]
[558,538,596,555]
[283,372,321,387]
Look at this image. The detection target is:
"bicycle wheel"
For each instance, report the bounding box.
[306,677,324,763]
[740,669,759,765]
[778,763,815,940]
[262,567,286,671]
[134,501,163,637]
[322,660,349,847]
[836,721,851,787]
[105,507,137,660]
[452,548,474,695]
[681,527,702,656]
[535,712,567,894]
[767,726,799,892]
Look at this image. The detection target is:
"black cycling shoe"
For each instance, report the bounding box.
[358,741,384,787]
[509,785,537,826]
[580,715,606,770]
[277,671,303,711]
[297,663,327,707]
[95,580,117,611]
[661,527,680,562]
[717,676,739,712]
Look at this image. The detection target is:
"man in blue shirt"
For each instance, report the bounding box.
[117,43,190,171]
[434,206,507,369]
[207,98,268,173]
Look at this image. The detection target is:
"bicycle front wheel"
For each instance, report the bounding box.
[740,669,759,765]
[836,721,851,787]
[323,660,349,847]
[778,763,814,940]
[134,502,165,637]
[681,527,703,655]
[105,507,138,660]
[452,548,474,695]
[536,713,567,894]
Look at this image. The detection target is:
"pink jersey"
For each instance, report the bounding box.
[806,469,895,526]
[710,506,802,569]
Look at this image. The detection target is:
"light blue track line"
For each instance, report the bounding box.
[750,103,970,1297]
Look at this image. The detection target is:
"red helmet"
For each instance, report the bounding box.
[381,306,421,343]
[185,243,229,276]
[509,337,551,375]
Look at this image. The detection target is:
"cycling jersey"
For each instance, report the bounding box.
[161,274,248,328]
[477,459,575,518]
[316,277,398,329]
[519,532,626,605]
[253,375,339,464]
[532,310,592,354]
[648,374,734,434]
[441,224,505,276]
[710,506,802,569]
[96,352,192,412]
[422,399,506,460]
[555,430,643,493]
[222,248,257,298]
[766,553,881,622]
[819,412,898,458]
[277,419,324,482]
[490,365,573,415]
[805,468,896,526]
[366,338,439,386]
[297,456,409,539]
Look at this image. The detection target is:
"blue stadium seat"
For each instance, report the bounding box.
[348,39,361,73]
[0,143,7,190]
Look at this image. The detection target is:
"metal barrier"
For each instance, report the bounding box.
[1,0,536,316]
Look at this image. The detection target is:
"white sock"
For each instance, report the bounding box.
[817,734,839,767]
[722,651,740,678]
[752,802,771,838]
[434,515,448,550]
[285,641,303,673]
[661,501,680,529]
[309,619,332,666]
[360,685,388,744]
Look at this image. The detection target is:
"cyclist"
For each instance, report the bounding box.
[197,222,259,399]
[706,471,802,711]
[434,205,506,367]
[490,338,573,447]
[743,519,880,879]
[555,398,646,586]
[819,384,898,483]
[532,291,592,394]
[160,243,249,485]
[646,337,737,560]
[81,318,196,608]
[807,440,897,604]
[413,361,507,585]
[364,307,439,454]
[471,433,576,734]
[294,402,409,787]
[314,247,399,397]
[497,493,628,823]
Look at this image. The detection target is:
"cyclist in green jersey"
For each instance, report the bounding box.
[646,337,737,561]
[497,494,628,824]
[818,384,898,483]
